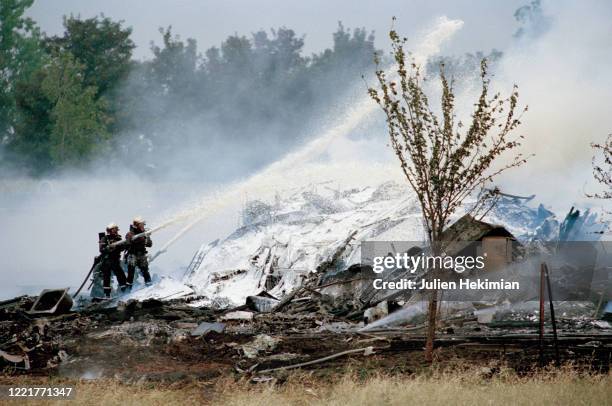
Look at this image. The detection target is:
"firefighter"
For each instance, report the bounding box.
[99,223,128,298]
[125,216,152,290]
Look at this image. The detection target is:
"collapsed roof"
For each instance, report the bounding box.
[441,214,516,242]
[181,181,567,307]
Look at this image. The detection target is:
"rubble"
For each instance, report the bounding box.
[256,346,376,374]
[182,182,594,308]
[191,322,226,337]
[0,350,30,370]
[364,301,389,325]
[221,311,254,321]
[88,321,174,346]
[0,287,609,380]
[246,295,280,313]
[28,288,73,315]
[242,334,280,359]
[604,302,612,321]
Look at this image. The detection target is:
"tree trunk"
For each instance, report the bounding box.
[424,235,441,363]
[424,288,438,362]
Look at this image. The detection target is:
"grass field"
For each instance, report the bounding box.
[2,367,610,405]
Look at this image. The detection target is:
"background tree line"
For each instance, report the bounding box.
[0,0,381,176]
[1,0,508,179]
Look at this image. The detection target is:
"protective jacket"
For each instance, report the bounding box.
[125,225,152,255]
[99,233,124,261]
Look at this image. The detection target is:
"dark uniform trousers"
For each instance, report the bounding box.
[125,225,153,287]
[102,258,127,297]
[126,253,152,285]
[99,233,127,297]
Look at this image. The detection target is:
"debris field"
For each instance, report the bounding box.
[1,292,610,382]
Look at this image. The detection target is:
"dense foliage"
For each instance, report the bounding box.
[2,4,133,173]
[0,1,380,175]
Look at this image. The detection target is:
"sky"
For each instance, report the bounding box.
[27,0,526,59]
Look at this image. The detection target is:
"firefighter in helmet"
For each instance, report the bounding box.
[125,216,153,290]
[98,222,128,297]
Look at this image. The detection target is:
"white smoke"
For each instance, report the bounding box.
[412,16,464,66]
[146,16,465,258]
[3,2,609,301]
[492,0,612,211]
[0,16,464,300]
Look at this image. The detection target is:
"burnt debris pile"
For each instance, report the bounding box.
[1,291,610,380]
[1,183,610,379]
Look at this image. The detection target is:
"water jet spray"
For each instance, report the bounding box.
[146,17,465,266]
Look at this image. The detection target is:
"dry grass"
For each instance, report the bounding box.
[2,367,610,406]
[217,366,611,406]
[0,376,206,405]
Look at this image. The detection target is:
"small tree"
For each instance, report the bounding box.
[368,29,530,362]
[588,134,611,200]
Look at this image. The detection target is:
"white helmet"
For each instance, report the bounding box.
[106,222,119,231]
[132,216,146,226]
